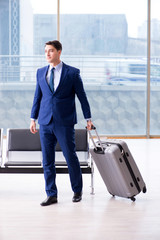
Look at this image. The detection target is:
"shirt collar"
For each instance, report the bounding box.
[49,61,63,72]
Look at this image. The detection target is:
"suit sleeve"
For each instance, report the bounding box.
[73,69,91,119]
[30,70,42,120]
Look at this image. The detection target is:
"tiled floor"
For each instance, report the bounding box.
[0,139,160,240]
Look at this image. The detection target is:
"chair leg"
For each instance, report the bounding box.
[90,157,95,195]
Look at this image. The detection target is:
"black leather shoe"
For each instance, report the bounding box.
[72,192,82,202]
[40,196,57,206]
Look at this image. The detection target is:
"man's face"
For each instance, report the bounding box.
[45,45,61,64]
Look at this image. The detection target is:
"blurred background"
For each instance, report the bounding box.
[0,0,159,136]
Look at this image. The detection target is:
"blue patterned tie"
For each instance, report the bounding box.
[49,67,55,92]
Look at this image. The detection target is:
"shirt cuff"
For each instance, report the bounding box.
[86,118,92,122]
[30,118,36,121]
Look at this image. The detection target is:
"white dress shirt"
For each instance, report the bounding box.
[46,61,63,91]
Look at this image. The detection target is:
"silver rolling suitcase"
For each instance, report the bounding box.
[89,128,147,201]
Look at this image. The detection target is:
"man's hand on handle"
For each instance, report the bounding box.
[30,120,38,134]
[86,120,94,131]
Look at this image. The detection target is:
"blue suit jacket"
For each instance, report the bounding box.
[31,63,91,126]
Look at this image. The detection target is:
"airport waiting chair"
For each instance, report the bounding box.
[4,128,42,167]
[4,128,91,168]
[2,128,94,193]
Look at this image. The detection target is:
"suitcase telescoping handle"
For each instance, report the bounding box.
[88,126,105,154]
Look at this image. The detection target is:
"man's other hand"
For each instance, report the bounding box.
[30,120,38,134]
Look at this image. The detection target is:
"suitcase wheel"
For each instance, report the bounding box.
[130,196,136,202]
[142,186,147,193]
[109,192,115,197]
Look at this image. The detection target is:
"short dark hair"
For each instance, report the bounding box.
[45,40,62,51]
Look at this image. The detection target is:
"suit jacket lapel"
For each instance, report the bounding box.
[42,65,53,92]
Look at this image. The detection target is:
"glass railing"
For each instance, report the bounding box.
[1,55,160,86]
[0,55,160,136]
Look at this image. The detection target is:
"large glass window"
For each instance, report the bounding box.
[0,0,159,137]
[150,0,160,135]
[60,0,147,135]
[0,0,57,133]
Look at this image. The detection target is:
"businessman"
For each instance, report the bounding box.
[30,40,93,206]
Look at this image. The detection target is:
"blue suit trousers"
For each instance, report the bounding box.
[39,119,83,197]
